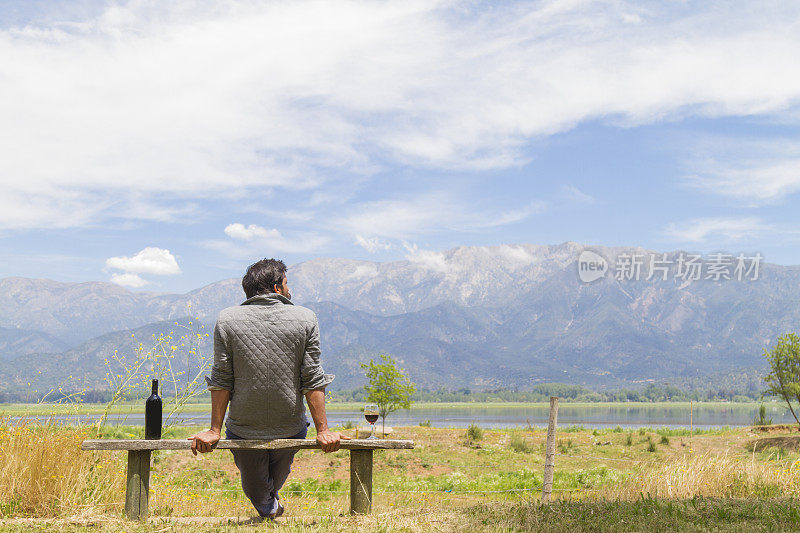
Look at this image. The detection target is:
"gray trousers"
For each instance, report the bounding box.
[226,423,309,517]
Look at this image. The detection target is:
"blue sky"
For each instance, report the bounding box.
[1,0,800,292]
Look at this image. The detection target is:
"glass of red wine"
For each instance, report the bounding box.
[364,404,379,440]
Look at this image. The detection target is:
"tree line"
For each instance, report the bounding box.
[0,378,772,404]
[331,382,771,404]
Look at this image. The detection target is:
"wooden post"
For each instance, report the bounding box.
[125,450,151,520]
[542,396,559,503]
[349,449,373,514]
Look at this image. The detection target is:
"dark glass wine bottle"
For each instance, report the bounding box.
[145,379,162,440]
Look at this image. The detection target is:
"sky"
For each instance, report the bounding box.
[1,0,800,293]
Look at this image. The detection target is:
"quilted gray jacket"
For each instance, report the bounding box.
[205,292,334,439]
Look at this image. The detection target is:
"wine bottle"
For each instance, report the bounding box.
[145,379,162,440]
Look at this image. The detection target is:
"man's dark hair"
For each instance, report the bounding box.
[242,258,287,298]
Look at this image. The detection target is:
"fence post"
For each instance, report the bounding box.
[542,396,559,503]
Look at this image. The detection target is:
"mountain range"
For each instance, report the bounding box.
[1,242,795,395]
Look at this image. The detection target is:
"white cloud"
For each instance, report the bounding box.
[203,225,330,258]
[663,217,771,243]
[694,162,800,203]
[401,241,449,273]
[110,272,149,288]
[344,263,379,280]
[495,244,536,265]
[561,185,596,204]
[400,242,538,276]
[354,235,393,253]
[685,139,800,205]
[336,193,541,239]
[106,247,182,275]
[224,223,281,241]
[2,1,800,228]
[336,195,456,239]
[453,201,546,231]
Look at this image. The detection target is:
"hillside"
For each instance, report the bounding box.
[0,242,794,393]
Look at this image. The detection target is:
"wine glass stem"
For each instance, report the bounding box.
[370,423,375,438]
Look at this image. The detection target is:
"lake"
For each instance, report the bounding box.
[10,402,797,430]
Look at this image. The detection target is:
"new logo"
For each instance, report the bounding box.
[577,250,608,283]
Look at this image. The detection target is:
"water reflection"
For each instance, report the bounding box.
[10,403,796,429]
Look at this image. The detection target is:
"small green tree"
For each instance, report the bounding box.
[753,404,773,427]
[763,333,800,428]
[360,354,416,436]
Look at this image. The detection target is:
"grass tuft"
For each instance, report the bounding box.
[508,432,534,453]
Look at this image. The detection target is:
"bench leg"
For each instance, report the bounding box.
[125,450,151,520]
[349,449,373,514]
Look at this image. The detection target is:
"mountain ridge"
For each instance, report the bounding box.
[0,241,790,393]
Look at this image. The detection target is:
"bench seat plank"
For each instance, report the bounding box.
[81,438,414,451]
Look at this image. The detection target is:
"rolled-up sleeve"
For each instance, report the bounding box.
[300,315,335,394]
[205,321,234,392]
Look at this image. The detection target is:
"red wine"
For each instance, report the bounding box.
[365,414,379,424]
[145,379,162,440]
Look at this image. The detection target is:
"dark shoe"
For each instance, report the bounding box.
[267,503,284,520]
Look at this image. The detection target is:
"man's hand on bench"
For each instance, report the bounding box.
[188,428,221,455]
[316,429,351,453]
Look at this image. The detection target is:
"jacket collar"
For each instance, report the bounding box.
[241,292,293,306]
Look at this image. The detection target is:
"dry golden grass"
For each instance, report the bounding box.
[0,417,124,518]
[601,450,799,500]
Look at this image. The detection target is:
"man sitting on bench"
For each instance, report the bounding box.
[188,258,349,520]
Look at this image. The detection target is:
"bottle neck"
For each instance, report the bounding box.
[151,379,158,395]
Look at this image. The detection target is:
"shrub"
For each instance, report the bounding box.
[660,435,670,445]
[466,423,483,442]
[419,420,432,428]
[625,433,633,446]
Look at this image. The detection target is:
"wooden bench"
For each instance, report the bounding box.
[81,438,414,520]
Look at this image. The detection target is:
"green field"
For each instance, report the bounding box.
[2,416,800,531]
